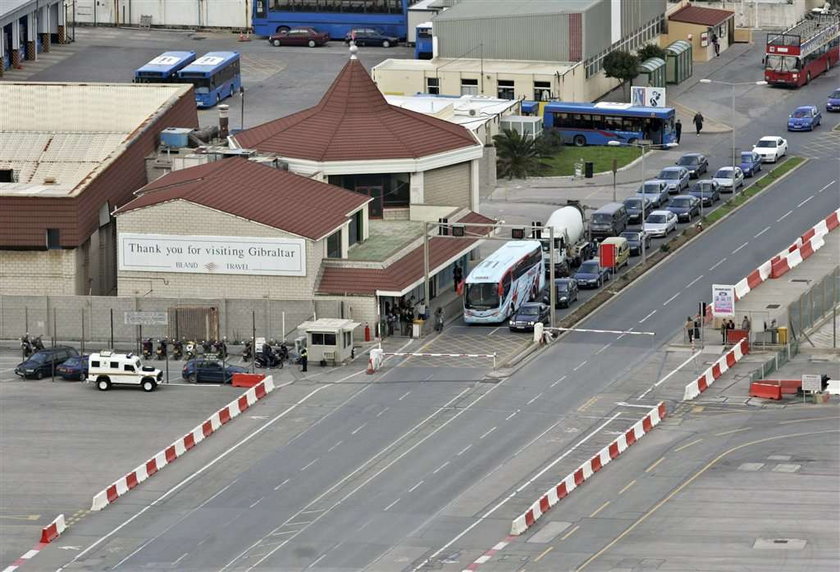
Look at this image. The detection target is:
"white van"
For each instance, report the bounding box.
[87,351,163,392]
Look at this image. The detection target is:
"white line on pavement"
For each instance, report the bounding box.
[777,210,792,222]
[249,497,264,508]
[273,479,289,491]
[487,327,502,337]
[383,498,400,511]
[376,407,389,417]
[573,360,587,371]
[432,461,450,474]
[797,195,813,208]
[731,242,749,254]
[505,410,519,421]
[526,393,543,405]
[480,427,496,439]
[550,375,567,387]
[398,391,411,401]
[662,293,679,306]
[595,343,611,355]
[327,441,342,452]
[457,444,472,456]
[817,180,835,193]
[753,227,770,239]
[685,275,703,289]
[637,349,702,399]
[300,459,319,472]
[408,480,424,493]
[639,310,656,323]
[351,423,367,435]
[709,258,727,271]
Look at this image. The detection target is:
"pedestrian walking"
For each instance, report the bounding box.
[693,112,704,136]
[741,315,751,331]
[434,307,445,333]
[299,346,308,372]
[693,318,701,344]
[720,320,728,343]
[675,119,682,144]
[685,316,695,343]
[386,311,395,336]
[712,33,720,57]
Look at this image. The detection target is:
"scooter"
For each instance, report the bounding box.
[21,334,33,359]
[276,342,289,365]
[156,339,168,360]
[255,345,283,369]
[172,339,184,361]
[33,335,45,351]
[242,340,253,362]
[213,338,228,360]
[142,338,154,359]
[201,339,214,355]
[185,340,197,360]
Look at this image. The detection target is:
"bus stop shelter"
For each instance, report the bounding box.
[297,318,360,366]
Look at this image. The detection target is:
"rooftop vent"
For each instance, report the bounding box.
[43,177,57,185]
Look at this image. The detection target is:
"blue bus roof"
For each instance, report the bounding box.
[543,101,674,118]
[135,51,196,73]
[180,52,240,74]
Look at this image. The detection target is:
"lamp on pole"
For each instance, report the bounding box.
[698,79,767,170]
[608,139,650,264]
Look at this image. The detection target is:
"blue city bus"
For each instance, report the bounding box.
[252,0,409,39]
[415,22,432,59]
[542,102,677,147]
[178,52,242,108]
[133,51,197,83]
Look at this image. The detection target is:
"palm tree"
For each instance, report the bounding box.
[493,128,547,180]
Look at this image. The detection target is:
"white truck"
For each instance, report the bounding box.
[541,205,594,277]
[87,351,163,392]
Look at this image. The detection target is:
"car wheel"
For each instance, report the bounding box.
[97,377,111,391]
[596,278,602,288]
[272,39,281,47]
[308,39,316,48]
[35,370,44,380]
[382,40,391,48]
[184,374,195,383]
[142,379,157,392]
[573,135,586,147]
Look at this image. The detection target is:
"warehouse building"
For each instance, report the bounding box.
[1,0,67,75]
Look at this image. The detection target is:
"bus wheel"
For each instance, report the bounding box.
[806,72,811,85]
[216,93,221,105]
[573,135,586,147]
[627,138,638,145]
[230,85,235,98]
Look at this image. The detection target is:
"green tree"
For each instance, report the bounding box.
[637,43,667,62]
[493,128,548,180]
[603,50,640,100]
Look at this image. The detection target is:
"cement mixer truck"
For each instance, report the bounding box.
[541,204,594,277]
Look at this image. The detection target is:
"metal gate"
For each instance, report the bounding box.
[168,306,219,342]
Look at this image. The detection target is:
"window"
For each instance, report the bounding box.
[533,81,551,102]
[110,362,119,369]
[327,230,342,258]
[426,77,439,95]
[46,228,60,249]
[343,331,352,347]
[497,79,514,100]
[328,173,410,208]
[0,169,14,182]
[461,78,478,96]
[91,360,100,368]
[311,332,337,345]
[123,364,135,372]
[348,210,363,246]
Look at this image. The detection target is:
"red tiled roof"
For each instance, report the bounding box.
[669,5,733,27]
[114,158,370,240]
[232,58,478,162]
[317,212,495,296]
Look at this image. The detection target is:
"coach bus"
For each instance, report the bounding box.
[415,22,432,59]
[178,52,241,108]
[252,0,409,40]
[133,51,196,83]
[542,101,677,147]
[764,13,840,87]
[464,241,545,325]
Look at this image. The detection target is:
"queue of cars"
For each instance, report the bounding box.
[267,27,400,48]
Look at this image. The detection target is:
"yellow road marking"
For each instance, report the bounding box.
[645,457,666,473]
[691,405,705,413]
[576,427,840,570]
[0,514,40,521]
[561,525,580,541]
[534,546,554,562]
[589,501,610,518]
[715,427,751,436]
[675,438,703,452]
[578,396,598,412]
[780,416,840,425]
[618,480,636,495]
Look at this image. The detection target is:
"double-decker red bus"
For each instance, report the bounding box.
[764,13,840,87]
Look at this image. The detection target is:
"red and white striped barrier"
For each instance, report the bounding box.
[386,352,497,358]
[464,536,516,571]
[683,338,749,401]
[39,514,66,543]
[91,376,275,511]
[771,231,826,279]
[510,402,667,536]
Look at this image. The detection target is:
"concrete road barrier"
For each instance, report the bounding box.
[683,339,749,400]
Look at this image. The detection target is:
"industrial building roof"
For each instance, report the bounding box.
[231,55,479,162]
[114,158,371,241]
[0,82,193,197]
[433,0,597,20]
[383,94,520,134]
[669,5,734,27]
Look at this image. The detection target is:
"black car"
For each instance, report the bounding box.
[623,196,653,225]
[182,359,248,384]
[15,346,79,379]
[344,28,399,47]
[619,231,651,256]
[675,153,709,178]
[509,302,550,332]
[666,194,702,222]
[688,179,721,207]
[543,278,579,308]
[56,354,90,381]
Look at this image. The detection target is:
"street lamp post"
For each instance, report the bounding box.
[698,79,767,170]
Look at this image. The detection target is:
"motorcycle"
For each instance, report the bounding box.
[201,339,213,355]
[255,345,284,369]
[141,338,154,359]
[242,340,253,362]
[276,342,289,365]
[21,334,33,359]
[213,338,228,360]
[33,335,45,351]
[156,339,168,360]
[185,340,197,360]
[172,339,184,361]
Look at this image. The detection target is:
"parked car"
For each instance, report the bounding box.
[753,136,788,163]
[739,151,763,177]
[574,258,611,289]
[344,28,399,47]
[623,196,653,224]
[268,27,329,47]
[643,210,678,238]
[827,88,840,112]
[619,230,651,256]
[787,105,821,131]
[509,302,550,332]
[14,346,79,379]
[182,359,248,383]
[666,195,701,222]
[713,166,745,192]
[56,354,90,381]
[688,179,721,207]
[543,278,579,308]
[657,166,690,193]
[636,180,670,208]
[675,152,708,178]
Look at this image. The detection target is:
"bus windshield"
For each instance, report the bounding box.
[765,55,798,72]
[466,283,499,309]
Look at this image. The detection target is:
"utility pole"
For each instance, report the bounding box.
[548,226,556,328]
[423,221,430,316]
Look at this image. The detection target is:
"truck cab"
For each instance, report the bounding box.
[87,351,163,392]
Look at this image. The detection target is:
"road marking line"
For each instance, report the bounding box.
[662,293,679,306]
[433,461,450,474]
[351,423,367,435]
[550,375,567,387]
[578,396,598,412]
[817,181,835,193]
[675,438,703,452]
[777,210,792,222]
[589,501,610,518]
[457,444,472,456]
[715,427,751,436]
[779,416,840,425]
[398,391,411,401]
[480,426,497,439]
[487,327,502,337]
[797,195,813,207]
[645,457,666,473]
[561,525,580,541]
[709,258,727,271]
[173,553,189,566]
[514,419,564,456]
[618,480,636,495]
[595,343,611,354]
[731,242,749,254]
[327,441,342,452]
[573,360,588,371]
[685,275,703,289]
[639,310,656,323]
[526,392,543,405]
[753,227,770,239]
[306,554,327,569]
[616,327,634,341]
[408,480,424,493]
[383,498,400,511]
[377,407,389,417]
[506,410,519,421]
[637,350,702,399]
[249,497,263,508]
[273,479,289,491]
[300,458,319,471]
[534,546,554,562]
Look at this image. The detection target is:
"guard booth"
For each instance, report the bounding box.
[298,319,359,366]
[665,40,693,85]
[637,57,666,88]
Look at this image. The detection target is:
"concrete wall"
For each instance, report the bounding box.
[423,163,471,207]
[68,0,250,29]
[436,13,571,61]
[116,200,326,300]
[699,0,808,30]
[0,248,79,296]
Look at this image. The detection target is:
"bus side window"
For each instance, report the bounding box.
[502,273,512,297]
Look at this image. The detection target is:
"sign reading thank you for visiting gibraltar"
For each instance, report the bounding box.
[118,233,306,277]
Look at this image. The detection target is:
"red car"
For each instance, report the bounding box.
[268,27,329,48]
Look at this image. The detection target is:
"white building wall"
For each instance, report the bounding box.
[70,0,249,29]
[0,248,80,296]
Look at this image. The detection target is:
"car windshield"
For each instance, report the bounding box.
[715,168,733,178]
[466,283,499,309]
[831,90,840,99]
[579,261,599,273]
[592,213,612,223]
[740,153,754,162]
[647,214,666,223]
[677,156,699,166]
[659,170,680,180]
[621,232,640,241]
[755,140,777,148]
[518,306,540,316]
[641,182,661,193]
[671,198,692,207]
[624,198,642,208]
[556,281,570,291]
[28,353,48,364]
[63,357,81,367]
[692,183,712,193]
[791,109,810,118]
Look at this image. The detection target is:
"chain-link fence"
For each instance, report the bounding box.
[789,268,839,339]
[748,339,800,383]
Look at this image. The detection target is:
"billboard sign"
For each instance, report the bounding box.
[630,86,667,108]
[119,233,307,277]
[124,312,168,326]
[712,284,735,317]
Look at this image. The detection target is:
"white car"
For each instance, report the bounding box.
[712,166,745,192]
[643,210,678,238]
[752,136,788,163]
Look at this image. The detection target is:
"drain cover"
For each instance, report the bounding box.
[754,538,807,550]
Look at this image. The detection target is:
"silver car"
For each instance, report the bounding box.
[637,180,670,208]
[712,166,745,192]
[657,166,690,194]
